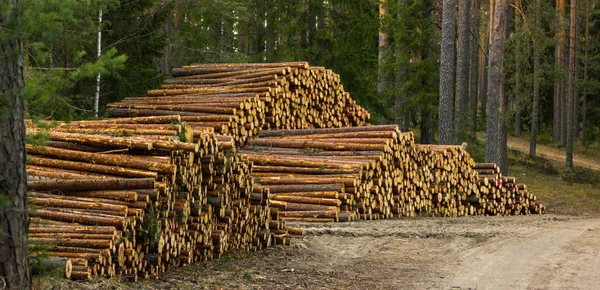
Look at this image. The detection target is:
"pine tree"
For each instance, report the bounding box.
[455,0,471,143]
[439,0,457,144]
[486,0,507,170]
[0,0,31,288]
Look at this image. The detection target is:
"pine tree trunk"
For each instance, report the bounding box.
[566,0,576,169]
[439,0,457,144]
[559,0,567,147]
[530,0,541,157]
[420,109,436,144]
[469,0,481,140]
[581,0,589,145]
[514,0,522,137]
[455,0,471,144]
[477,0,488,135]
[497,1,510,174]
[554,0,564,141]
[0,0,31,288]
[378,0,391,94]
[485,0,506,167]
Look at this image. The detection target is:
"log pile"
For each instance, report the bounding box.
[240,125,545,221]
[24,61,544,282]
[106,62,369,146]
[26,121,300,280]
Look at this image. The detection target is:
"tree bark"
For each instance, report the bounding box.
[378,0,393,101]
[514,0,522,137]
[559,0,567,147]
[485,0,506,169]
[581,0,589,145]
[469,0,481,139]
[566,0,576,169]
[439,0,457,144]
[530,0,541,157]
[554,0,565,141]
[455,0,471,143]
[0,0,31,288]
[477,0,490,135]
[497,0,509,174]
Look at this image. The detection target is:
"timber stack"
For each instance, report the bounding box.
[241,125,545,221]
[106,62,370,146]
[25,119,300,281]
[24,61,544,281]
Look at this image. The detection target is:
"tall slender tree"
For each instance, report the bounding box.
[555,0,568,146]
[439,0,457,144]
[0,0,31,289]
[566,0,577,169]
[486,0,507,170]
[477,0,490,135]
[454,0,471,143]
[581,0,590,145]
[514,0,523,137]
[469,0,481,139]
[530,0,541,157]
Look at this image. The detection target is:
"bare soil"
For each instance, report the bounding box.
[43,215,600,290]
[507,136,600,171]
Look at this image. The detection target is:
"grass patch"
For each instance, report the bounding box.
[509,164,600,217]
[508,149,600,217]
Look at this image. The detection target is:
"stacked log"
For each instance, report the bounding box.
[25,122,296,280]
[241,125,422,221]
[106,62,369,146]
[470,163,545,215]
[240,125,545,221]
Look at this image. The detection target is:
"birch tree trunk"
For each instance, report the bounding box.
[94,5,103,118]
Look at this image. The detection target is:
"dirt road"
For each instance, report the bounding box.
[51,215,600,290]
[507,136,600,171]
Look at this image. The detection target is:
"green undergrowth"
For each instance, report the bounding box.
[508,150,600,217]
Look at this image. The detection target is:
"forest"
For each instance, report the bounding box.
[17,0,600,171]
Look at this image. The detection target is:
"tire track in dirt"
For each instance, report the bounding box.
[444,218,600,290]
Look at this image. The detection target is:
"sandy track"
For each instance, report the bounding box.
[445,217,600,290]
[507,136,600,171]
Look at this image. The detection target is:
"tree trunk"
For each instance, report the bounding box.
[420,108,435,144]
[556,0,567,146]
[553,0,564,141]
[469,0,481,140]
[455,0,471,144]
[477,0,489,135]
[514,0,522,137]
[566,0,576,169]
[94,5,103,118]
[581,0,589,145]
[530,0,541,157]
[439,0,457,144]
[485,0,506,168]
[497,0,509,175]
[0,0,31,288]
[378,0,392,105]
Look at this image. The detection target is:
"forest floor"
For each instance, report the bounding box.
[506,135,600,171]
